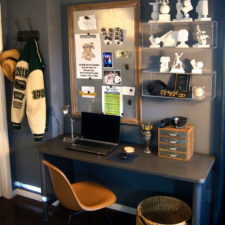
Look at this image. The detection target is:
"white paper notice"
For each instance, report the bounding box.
[102,86,123,116]
[122,86,135,96]
[75,33,102,79]
[81,86,96,98]
[77,15,97,30]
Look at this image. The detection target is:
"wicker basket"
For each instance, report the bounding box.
[136,196,191,225]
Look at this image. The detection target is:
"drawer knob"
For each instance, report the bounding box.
[170,147,177,151]
[170,153,177,157]
[169,133,177,137]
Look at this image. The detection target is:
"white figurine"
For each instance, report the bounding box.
[177,29,189,48]
[193,25,210,48]
[160,30,177,47]
[149,35,161,48]
[196,0,211,21]
[181,0,193,21]
[174,0,184,21]
[170,52,185,73]
[191,59,204,73]
[160,56,171,72]
[158,0,171,22]
[149,1,159,21]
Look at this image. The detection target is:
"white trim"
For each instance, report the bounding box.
[0,4,13,199]
[15,189,136,215]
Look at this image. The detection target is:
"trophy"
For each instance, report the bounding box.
[140,123,153,154]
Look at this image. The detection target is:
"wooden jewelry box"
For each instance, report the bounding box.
[158,125,194,161]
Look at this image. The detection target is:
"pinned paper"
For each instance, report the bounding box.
[78,15,97,30]
[122,86,135,96]
[79,86,96,98]
[102,86,123,116]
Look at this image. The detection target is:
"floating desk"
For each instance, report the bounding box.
[37,136,215,225]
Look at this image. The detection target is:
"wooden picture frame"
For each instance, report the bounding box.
[67,0,140,124]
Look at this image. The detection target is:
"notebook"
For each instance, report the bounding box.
[67,112,120,155]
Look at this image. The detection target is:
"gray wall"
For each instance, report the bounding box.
[2,0,224,224]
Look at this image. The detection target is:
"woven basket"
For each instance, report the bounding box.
[136,196,191,225]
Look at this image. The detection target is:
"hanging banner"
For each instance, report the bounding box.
[75,33,102,79]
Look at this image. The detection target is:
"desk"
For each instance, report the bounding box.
[37,136,215,225]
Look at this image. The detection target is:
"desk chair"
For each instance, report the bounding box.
[42,160,117,225]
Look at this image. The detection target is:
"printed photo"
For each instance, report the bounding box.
[103,52,113,67]
[103,70,121,85]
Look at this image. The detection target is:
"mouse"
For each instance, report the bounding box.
[119,153,128,160]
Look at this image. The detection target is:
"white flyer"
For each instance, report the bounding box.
[81,86,96,98]
[77,15,97,30]
[75,33,102,79]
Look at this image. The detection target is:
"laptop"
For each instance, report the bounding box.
[67,112,120,155]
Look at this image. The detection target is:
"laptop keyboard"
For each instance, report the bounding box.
[75,140,114,148]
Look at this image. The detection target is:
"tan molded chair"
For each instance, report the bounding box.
[42,160,116,225]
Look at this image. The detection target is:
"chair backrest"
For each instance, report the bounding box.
[42,160,83,211]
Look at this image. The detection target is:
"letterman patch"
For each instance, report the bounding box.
[13,101,23,109]
[15,80,26,90]
[15,67,29,78]
[14,91,25,101]
[32,89,45,100]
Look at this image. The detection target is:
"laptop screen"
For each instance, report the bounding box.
[81,112,120,143]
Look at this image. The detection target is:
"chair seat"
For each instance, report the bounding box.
[72,181,117,211]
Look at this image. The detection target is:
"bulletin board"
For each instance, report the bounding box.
[67,0,140,124]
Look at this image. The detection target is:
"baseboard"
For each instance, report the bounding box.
[14,188,136,215]
[14,188,42,201]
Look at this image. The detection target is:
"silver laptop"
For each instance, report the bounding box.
[67,112,120,155]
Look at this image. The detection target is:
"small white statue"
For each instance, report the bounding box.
[170,52,185,73]
[174,0,184,21]
[181,0,193,21]
[160,56,171,72]
[177,29,189,48]
[149,1,159,21]
[149,35,161,48]
[193,25,210,48]
[161,30,177,47]
[196,0,211,21]
[191,59,204,74]
[158,0,171,22]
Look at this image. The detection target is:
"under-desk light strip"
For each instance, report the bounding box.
[14,181,41,193]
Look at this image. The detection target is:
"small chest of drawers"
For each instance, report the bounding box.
[158,125,194,161]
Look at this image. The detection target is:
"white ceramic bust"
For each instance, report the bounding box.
[149,35,161,48]
[193,25,210,48]
[181,0,193,21]
[160,56,171,72]
[177,29,189,48]
[174,0,184,21]
[149,1,159,21]
[158,0,171,22]
[196,0,211,21]
[191,59,204,74]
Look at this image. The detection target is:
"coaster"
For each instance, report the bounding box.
[107,152,138,163]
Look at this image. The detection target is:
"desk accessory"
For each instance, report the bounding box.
[171,116,187,128]
[140,123,153,154]
[158,125,194,161]
[61,105,75,143]
[174,74,190,94]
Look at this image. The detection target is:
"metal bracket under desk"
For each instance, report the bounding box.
[37,135,215,225]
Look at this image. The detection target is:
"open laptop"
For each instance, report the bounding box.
[67,112,120,155]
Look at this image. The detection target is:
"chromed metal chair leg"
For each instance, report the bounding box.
[67,210,85,225]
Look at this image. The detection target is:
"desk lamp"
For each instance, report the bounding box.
[61,105,74,143]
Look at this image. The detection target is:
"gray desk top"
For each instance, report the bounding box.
[37,136,215,184]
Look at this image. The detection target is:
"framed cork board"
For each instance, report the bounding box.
[67,0,140,124]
